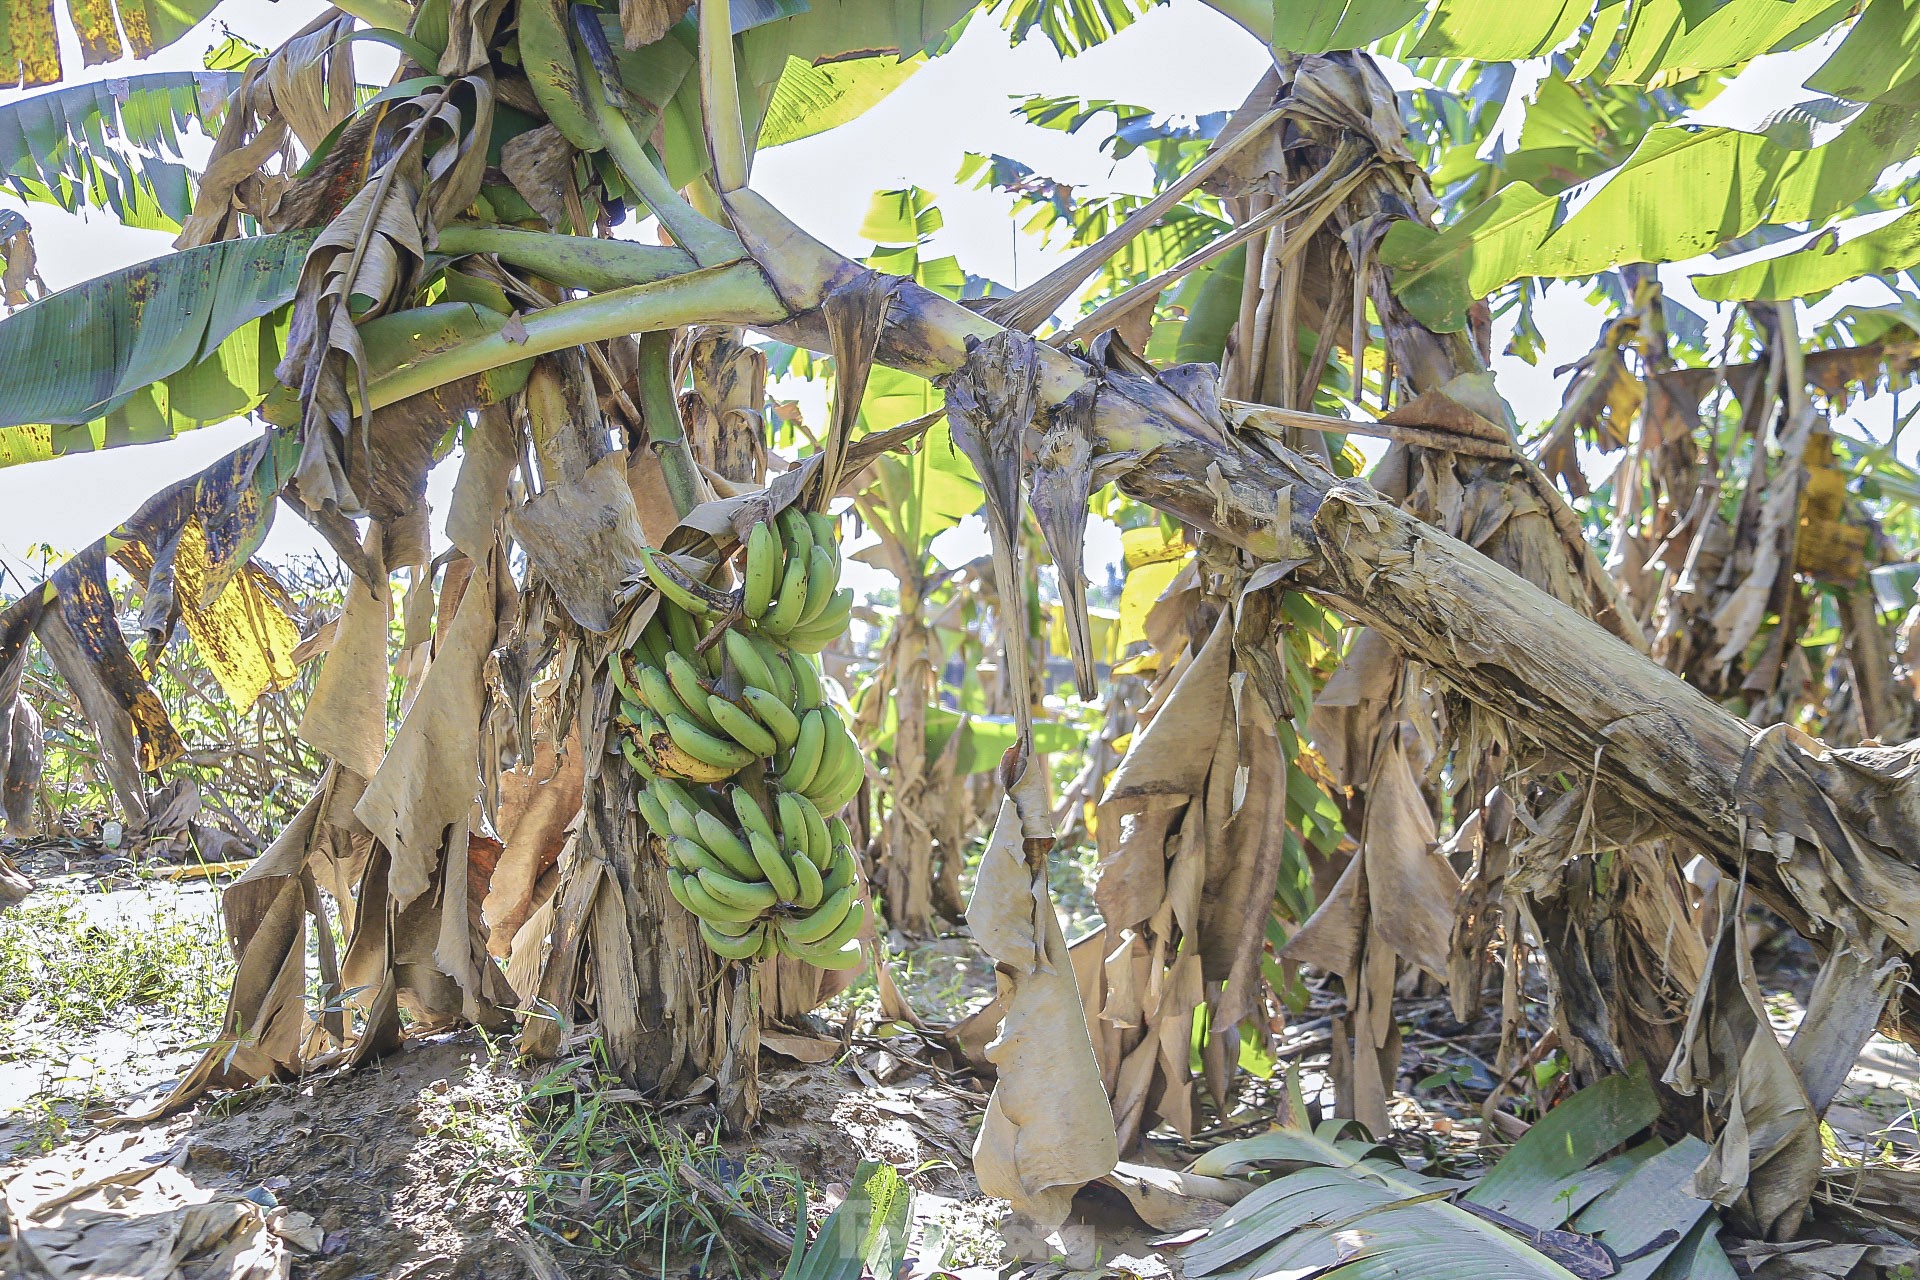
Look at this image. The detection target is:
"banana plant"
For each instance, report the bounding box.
[4,0,1920,1241]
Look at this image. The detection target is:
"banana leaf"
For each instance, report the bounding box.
[0,229,314,467]
[1183,1070,1731,1280]
[0,70,243,229]
[0,0,230,89]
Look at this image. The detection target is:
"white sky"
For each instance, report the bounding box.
[0,0,1903,592]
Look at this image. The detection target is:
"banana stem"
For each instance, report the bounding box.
[435,225,697,290]
[365,260,784,410]
[636,329,708,519]
[577,35,742,267]
[699,0,750,193]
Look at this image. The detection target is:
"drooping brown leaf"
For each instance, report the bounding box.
[46,544,183,773]
[176,15,358,248]
[619,0,693,47]
[356,546,503,908]
[482,712,583,956]
[969,776,1119,1226]
[278,76,495,518]
[1665,876,1822,1240]
[297,526,391,780]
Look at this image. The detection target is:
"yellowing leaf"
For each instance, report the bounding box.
[168,526,299,714]
[1117,557,1183,652]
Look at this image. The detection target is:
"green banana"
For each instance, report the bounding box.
[618,697,648,727]
[729,786,777,846]
[822,844,857,897]
[639,664,706,732]
[665,712,757,772]
[693,809,763,879]
[700,919,766,960]
[662,791,705,843]
[826,816,852,850]
[668,834,738,881]
[638,545,726,616]
[664,651,722,731]
[757,930,778,961]
[741,686,801,753]
[778,506,815,568]
[697,867,778,912]
[797,793,830,869]
[648,776,699,818]
[810,747,865,813]
[637,709,738,784]
[708,693,780,757]
[723,628,779,694]
[619,737,655,781]
[665,868,700,915]
[700,911,759,938]
[804,716,857,803]
[778,884,854,944]
[637,717,741,786]
[796,544,838,627]
[611,651,644,704]
[761,547,810,636]
[775,791,809,861]
[752,632,797,703]
[790,847,824,909]
[637,617,672,669]
[635,788,673,839]
[780,709,827,792]
[664,603,705,668]
[783,590,854,653]
[785,650,823,710]
[675,871,765,923]
[781,918,864,970]
[806,512,837,568]
[792,899,865,957]
[743,520,779,620]
[748,830,800,903]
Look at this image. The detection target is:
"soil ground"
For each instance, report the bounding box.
[2,843,1917,1279]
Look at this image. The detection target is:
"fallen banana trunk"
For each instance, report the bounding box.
[734,198,1917,1009]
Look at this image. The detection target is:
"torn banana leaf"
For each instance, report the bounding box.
[1186,1070,1729,1280]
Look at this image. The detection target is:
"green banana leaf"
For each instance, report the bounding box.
[759,52,925,147]
[1185,1070,1730,1280]
[1207,0,1845,80]
[1381,102,1920,332]
[1694,208,1920,302]
[0,70,243,230]
[0,229,314,467]
[0,233,533,470]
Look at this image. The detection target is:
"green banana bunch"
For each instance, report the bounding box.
[614,512,862,866]
[614,590,847,780]
[739,509,852,650]
[646,775,865,968]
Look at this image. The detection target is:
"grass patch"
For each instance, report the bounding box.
[423,1039,812,1275]
[0,888,231,1039]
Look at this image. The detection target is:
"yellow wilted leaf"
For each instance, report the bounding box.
[1048,603,1121,666]
[1121,524,1188,569]
[174,536,300,714]
[112,517,300,713]
[1116,557,1184,652]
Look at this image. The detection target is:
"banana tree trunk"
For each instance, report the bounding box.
[878,578,941,935]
